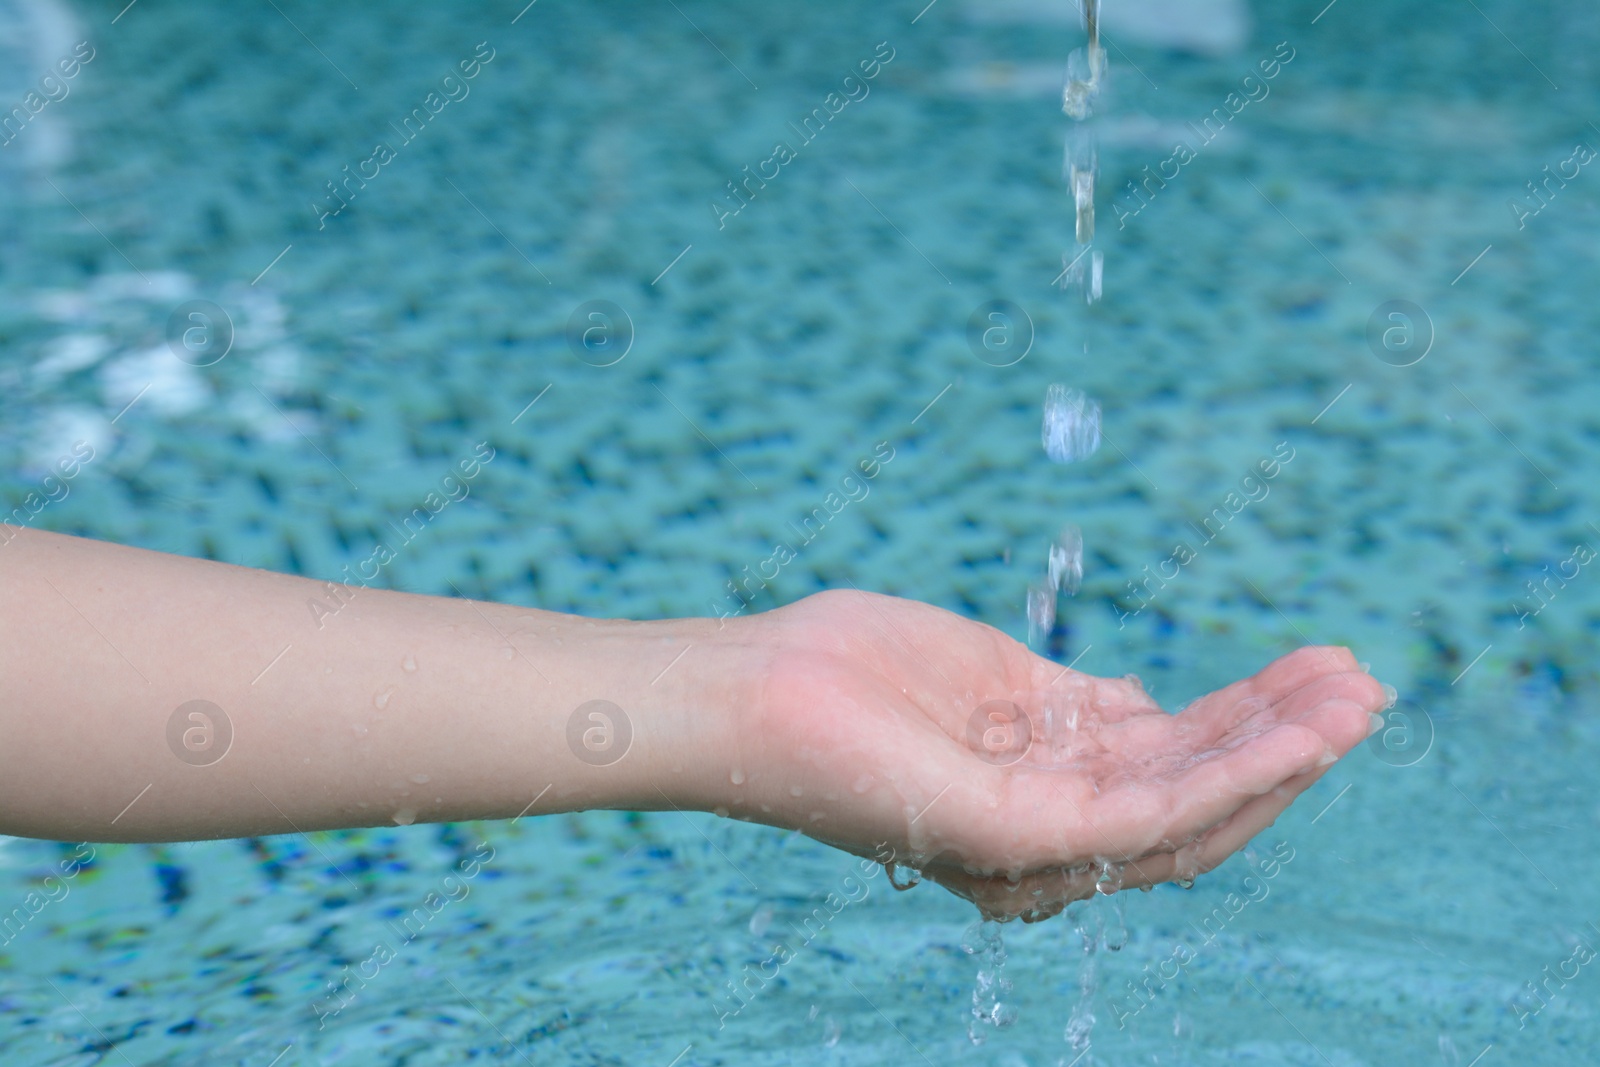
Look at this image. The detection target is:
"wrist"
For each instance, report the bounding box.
[542,611,765,817]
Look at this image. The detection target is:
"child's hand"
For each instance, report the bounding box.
[726,590,1385,921]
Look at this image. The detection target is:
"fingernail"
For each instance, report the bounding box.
[1367,712,1385,737]
[1315,747,1339,767]
[1380,683,1398,709]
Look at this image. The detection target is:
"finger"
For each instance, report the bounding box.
[1184,672,1382,769]
[1182,759,1337,876]
[1064,706,1365,893]
[1176,645,1363,741]
[1095,717,1330,857]
[1283,691,1383,758]
[1209,673,1384,751]
[977,715,1316,872]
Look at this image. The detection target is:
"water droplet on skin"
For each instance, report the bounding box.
[713,806,729,818]
[887,863,922,890]
[374,686,396,710]
[852,774,873,793]
[409,773,430,784]
[1175,876,1195,890]
[1095,861,1123,895]
[790,785,804,797]
[809,811,825,822]
[402,653,418,672]
[351,722,369,737]
[730,768,745,785]
[392,808,416,826]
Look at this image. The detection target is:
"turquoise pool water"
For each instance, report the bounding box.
[3,0,1598,1062]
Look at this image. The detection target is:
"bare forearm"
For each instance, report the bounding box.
[0,529,753,842]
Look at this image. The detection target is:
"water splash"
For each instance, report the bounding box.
[1105,894,1128,952]
[1050,525,1085,595]
[1028,580,1058,649]
[1042,385,1103,464]
[1060,0,1108,123]
[963,919,1018,1044]
[1063,902,1102,1055]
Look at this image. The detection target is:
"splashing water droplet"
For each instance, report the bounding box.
[1049,525,1085,595]
[1063,898,1105,1050]
[1042,385,1102,464]
[1104,894,1128,951]
[1072,164,1095,244]
[1060,44,1107,120]
[964,919,1017,1044]
[1027,581,1057,648]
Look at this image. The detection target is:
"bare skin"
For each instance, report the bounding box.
[0,528,1385,920]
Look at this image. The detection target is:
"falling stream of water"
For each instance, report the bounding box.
[971,4,1128,1058]
[963,887,1134,1062]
